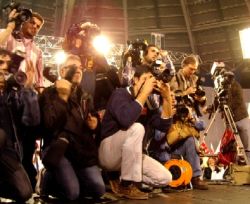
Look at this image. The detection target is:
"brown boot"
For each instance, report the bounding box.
[191,177,209,190]
[118,184,149,200]
[109,179,122,197]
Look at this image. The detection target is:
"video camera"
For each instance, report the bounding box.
[3,1,32,34]
[124,39,147,67]
[211,62,234,98]
[64,22,101,56]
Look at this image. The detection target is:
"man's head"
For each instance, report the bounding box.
[142,44,160,65]
[0,49,12,89]
[132,64,153,93]
[181,55,199,78]
[21,12,44,39]
[59,54,83,84]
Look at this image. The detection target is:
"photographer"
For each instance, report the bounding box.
[0,4,44,90]
[0,48,39,202]
[38,54,105,201]
[63,21,119,110]
[162,55,208,190]
[0,6,44,190]
[98,64,173,200]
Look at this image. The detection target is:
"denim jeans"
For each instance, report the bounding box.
[42,156,105,200]
[158,137,202,178]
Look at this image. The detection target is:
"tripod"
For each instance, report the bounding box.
[203,100,249,165]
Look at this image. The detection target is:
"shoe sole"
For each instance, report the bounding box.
[123,195,149,200]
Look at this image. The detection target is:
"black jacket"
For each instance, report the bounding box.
[39,85,99,168]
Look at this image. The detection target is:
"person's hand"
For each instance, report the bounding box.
[140,73,157,97]
[7,9,19,31]
[86,113,98,130]
[55,79,72,102]
[25,60,35,88]
[184,87,196,95]
[155,80,171,100]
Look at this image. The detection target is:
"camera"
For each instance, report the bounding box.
[3,1,32,33]
[211,62,234,98]
[124,39,147,67]
[151,59,175,83]
[174,92,192,121]
[65,22,101,56]
[6,52,27,91]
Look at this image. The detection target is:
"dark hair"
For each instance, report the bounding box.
[0,49,12,57]
[181,55,198,68]
[133,64,151,78]
[143,44,159,56]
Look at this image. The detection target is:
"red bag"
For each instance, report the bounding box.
[218,128,236,165]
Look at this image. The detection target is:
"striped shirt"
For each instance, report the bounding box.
[0,29,44,87]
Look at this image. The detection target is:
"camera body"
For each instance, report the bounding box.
[174,93,192,121]
[3,1,32,32]
[151,59,175,83]
[211,62,234,98]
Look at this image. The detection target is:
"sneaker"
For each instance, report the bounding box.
[191,177,208,190]
[118,184,149,200]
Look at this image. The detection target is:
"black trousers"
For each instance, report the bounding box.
[0,148,33,202]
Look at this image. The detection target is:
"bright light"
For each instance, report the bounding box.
[93,35,111,55]
[54,51,67,64]
[239,28,250,59]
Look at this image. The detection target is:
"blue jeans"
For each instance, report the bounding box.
[158,137,202,178]
[42,156,105,200]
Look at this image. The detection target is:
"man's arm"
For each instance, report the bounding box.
[0,10,17,45]
[39,87,68,131]
[109,89,143,128]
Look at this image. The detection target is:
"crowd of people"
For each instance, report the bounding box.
[0,6,250,203]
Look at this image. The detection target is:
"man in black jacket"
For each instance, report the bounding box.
[0,49,37,202]
[99,64,173,200]
[39,54,105,201]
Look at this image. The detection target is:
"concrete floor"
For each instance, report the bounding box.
[1,184,249,204]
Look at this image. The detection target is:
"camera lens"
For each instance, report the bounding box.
[14,71,27,85]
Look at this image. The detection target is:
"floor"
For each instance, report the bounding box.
[1,183,250,204]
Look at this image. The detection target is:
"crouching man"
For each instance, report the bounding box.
[98,64,173,199]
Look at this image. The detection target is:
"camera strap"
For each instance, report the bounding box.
[128,86,136,99]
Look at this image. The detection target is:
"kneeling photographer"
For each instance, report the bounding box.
[39,54,105,200]
[149,55,208,190]
[99,62,173,199]
[0,49,39,202]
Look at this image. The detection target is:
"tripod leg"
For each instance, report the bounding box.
[203,108,220,137]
